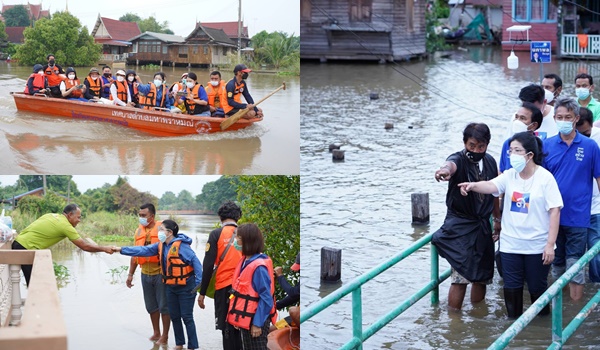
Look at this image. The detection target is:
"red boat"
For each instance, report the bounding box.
[11,92,262,137]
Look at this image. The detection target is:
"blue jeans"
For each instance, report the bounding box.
[552,225,587,284]
[588,214,600,282]
[501,252,550,294]
[166,277,198,349]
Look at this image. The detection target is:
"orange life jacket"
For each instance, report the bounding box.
[214,225,242,290]
[24,73,46,94]
[221,78,246,114]
[64,78,83,98]
[184,83,210,115]
[86,76,102,98]
[133,220,162,265]
[158,240,194,285]
[45,65,63,86]
[128,82,139,104]
[110,80,128,102]
[205,80,226,108]
[139,83,167,110]
[227,256,278,330]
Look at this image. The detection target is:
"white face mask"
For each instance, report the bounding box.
[544,89,555,104]
[186,82,195,89]
[210,80,219,87]
[512,119,530,134]
[91,75,98,80]
[68,74,75,80]
[116,76,124,82]
[38,71,44,76]
[128,76,134,82]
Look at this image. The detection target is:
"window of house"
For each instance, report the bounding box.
[513,0,557,22]
[162,45,168,54]
[301,0,311,20]
[193,45,198,54]
[349,0,372,22]
[204,46,208,55]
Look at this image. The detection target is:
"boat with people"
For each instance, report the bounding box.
[11,92,262,137]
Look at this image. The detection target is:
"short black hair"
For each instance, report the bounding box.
[463,123,491,145]
[544,73,563,89]
[237,223,264,255]
[575,73,594,86]
[510,131,545,166]
[47,54,54,60]
[188,72,198,81]
[153,72,166,81]
[210,71,221,78]
[63,203,80,214]
[519,84,545,104]
[521,101,543,130]
[218,201,242,222]
[162,219,179,236]
[102,66,111,71]
[140,203,156,216]
[577,107,594,127]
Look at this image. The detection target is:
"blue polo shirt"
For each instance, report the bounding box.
[499,132,547,173]
[543,131,600,227]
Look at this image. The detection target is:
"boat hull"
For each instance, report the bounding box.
[12,92,261,137]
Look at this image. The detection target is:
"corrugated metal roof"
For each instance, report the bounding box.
[129,31,185,43]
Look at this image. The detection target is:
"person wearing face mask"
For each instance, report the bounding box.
[115,219,202,350]
[101,66,113,98]
[459,131,563,318]
[574,73,600,121]
[138,72,173,111]
[222,64,264,119]
[506,84,558,141]
[227,223,277,349]
[197,201,243,350]
[432,123,500,310]
[109,70,132,107]
[124,203,170,345]
[125,69,140,108]
[43,54,65,97]
[541,73,563,107]
[205,71,226,117]
[499,102,544,173]
[169,73,189,113]
[574,107,600,284]
[59,67,87,102]
[543,96,600,301]
[24,64,48,95]
[84,67,102,101]
[177,72,210,116]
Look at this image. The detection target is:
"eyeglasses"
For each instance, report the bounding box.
[508,148,527,155]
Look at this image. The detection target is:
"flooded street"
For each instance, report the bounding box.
[50,214,222,350]
[0,64,299,175]
[300,47,600,349]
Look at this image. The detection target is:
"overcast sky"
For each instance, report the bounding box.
[0,175,222,198]
[4,0,299,37]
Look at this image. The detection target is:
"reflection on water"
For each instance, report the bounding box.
[300,48,600,349]
[0,64,299,174]
[51,215,222,350]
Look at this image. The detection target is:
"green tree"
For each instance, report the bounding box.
[3,5,30,27]
[19,175,81,197]
[109,177,157,215]
[176,190,196,210]
[0,21,9,42]
[118,13,142,23]
[77,184,116,213]
[252,31,299,70]
[17,192,66,217]
[159,191,177,210]
[196,176,239,212]
[14,11,101,66]
[119,13,172,34]
[236,176,299,300]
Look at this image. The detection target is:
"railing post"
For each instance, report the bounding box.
[552,289,563,345]
[9,264,22,326]
[431,244,439,305]
[352,288,363,350]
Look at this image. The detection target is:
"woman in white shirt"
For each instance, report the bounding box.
[458,131,563,318]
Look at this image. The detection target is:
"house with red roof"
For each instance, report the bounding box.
[91,15,141,62]
[200,21,250,49]
[1,3,50,44]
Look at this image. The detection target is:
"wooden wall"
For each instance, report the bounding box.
[500,0,558,52]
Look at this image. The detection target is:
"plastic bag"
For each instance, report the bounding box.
[0,221,11,242]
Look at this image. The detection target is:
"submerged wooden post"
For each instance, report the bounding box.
[332,149,345,161]
[384,123,394,129]
[329,144,340,152]
[411,193,429,225]
[321,247,341,283]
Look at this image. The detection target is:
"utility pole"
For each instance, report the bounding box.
[42,175,47,196]
[237,0,242,62]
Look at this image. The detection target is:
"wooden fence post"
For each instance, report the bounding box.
[411,193,429,225]
[321,247,342,283]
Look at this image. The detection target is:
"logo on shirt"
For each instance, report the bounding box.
[535,131,547,140]
[576,147,585,161]
[510,191,530,213]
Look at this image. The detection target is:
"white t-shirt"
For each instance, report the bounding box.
[590,127,600,215]
[491,167,563,254]
[505,105,558,141]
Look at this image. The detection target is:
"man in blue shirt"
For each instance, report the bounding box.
[543,97,600,301]
[499,102,544,173]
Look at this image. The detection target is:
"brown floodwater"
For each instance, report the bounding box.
[0,63,299,175]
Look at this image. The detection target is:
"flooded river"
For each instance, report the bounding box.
[48,214,222,350]
[0,64,299,175]
[300,47,600,349]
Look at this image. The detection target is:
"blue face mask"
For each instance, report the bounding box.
[556,120,574,135]
[233,239,242,252]
[576,87,590,100]
[139,217,148,227]
[154,79,163,87]
[509,154,529,173]
[158,229,167,243]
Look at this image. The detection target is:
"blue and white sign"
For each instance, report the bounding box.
[530,41,551,63]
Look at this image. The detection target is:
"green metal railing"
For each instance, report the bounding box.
[300,232,451,350]
[488,240,600,349]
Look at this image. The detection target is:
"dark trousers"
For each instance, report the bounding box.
[166,277,198,349]
[215,286,242,350]
[501,252,550,294]
[11,241,31,286]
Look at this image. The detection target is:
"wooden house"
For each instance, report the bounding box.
[185,25,238,66]
[1,3,50,44]
[91,16,141,62]
[127,32,185,66]
[200,21,251,49]
[300,0,427,62]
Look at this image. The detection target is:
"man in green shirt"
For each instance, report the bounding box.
[11,203,114,286]
[575,73,600,122]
